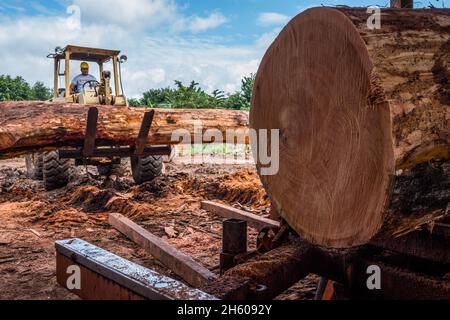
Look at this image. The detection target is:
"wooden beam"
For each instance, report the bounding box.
[203,240,312,300]
[109,213,217,288]
[201,201,279,231]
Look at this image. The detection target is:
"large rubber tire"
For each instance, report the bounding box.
[131,155,163,184]
[43,151,70,191]
[25,154,44,180]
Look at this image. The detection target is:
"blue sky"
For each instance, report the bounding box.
[0,0,445,97]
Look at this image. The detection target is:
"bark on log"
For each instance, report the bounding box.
[0,101,249,159]
[250,8,450,248]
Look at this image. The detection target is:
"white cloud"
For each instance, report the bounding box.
[73,0,178,29]
[185,12,228,33]
[0,1,274,98]
[73,0,227,33]
[257,12,290,27]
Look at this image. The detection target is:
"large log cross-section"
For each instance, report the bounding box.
[250,8,450,248]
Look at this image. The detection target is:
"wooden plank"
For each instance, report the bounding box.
[55,238,216,300]
[109,213,217,288]
[201,201,279,230]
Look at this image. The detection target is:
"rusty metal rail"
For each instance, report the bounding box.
[55,238,217,300]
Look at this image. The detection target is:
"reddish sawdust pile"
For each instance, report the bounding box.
[0,159,318,300]
[174,168,271,212]
[0,161,273,299]
[59,168,270,224]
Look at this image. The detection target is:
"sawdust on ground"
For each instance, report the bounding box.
[0,157,318,300]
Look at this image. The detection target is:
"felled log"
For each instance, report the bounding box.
[250,8,449,248]
[0,101,249,159]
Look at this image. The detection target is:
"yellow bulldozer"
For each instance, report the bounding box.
[48,45,128,106]
[25,45,171,191]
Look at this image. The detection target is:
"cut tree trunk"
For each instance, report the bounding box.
[0,101,249,159]
[250,8,449,248]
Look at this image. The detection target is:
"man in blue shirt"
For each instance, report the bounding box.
[70,62,97,94]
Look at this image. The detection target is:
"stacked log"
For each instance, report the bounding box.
[0,101,249,159]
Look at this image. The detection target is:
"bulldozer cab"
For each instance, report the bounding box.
[47,45,128,106]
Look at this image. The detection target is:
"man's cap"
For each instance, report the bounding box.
[80,62,89,69]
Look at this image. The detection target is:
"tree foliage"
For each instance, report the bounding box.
[0,73,255,110]
[31,82,52,101]
[0,75,52,101]
[132,74,255,110]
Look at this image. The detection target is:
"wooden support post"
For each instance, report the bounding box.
[65,50,70,99]
[53,58,59,98]
[201,201,279,231]
[109,213,217,288]
[220,219,247,274]
[113,55,120,97]
[98,62,103,77]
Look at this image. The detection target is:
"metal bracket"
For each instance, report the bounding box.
[83,107,99,157]
[135,110,155,156]
[59,108,172,160]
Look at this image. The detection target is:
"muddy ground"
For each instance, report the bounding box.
[0,156,318,300]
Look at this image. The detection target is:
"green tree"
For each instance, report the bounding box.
[167,80,213,109]
[141,87,175,107]
[0,75,52,101]
[127,98,143,107]
[0,75,32,101]
[239,74,255,110]
[31,82,52,101]
[220,92,242,110]
[131,74,256,110]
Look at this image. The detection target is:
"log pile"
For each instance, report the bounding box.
[250,8,449,248]
[0,101,249,159]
